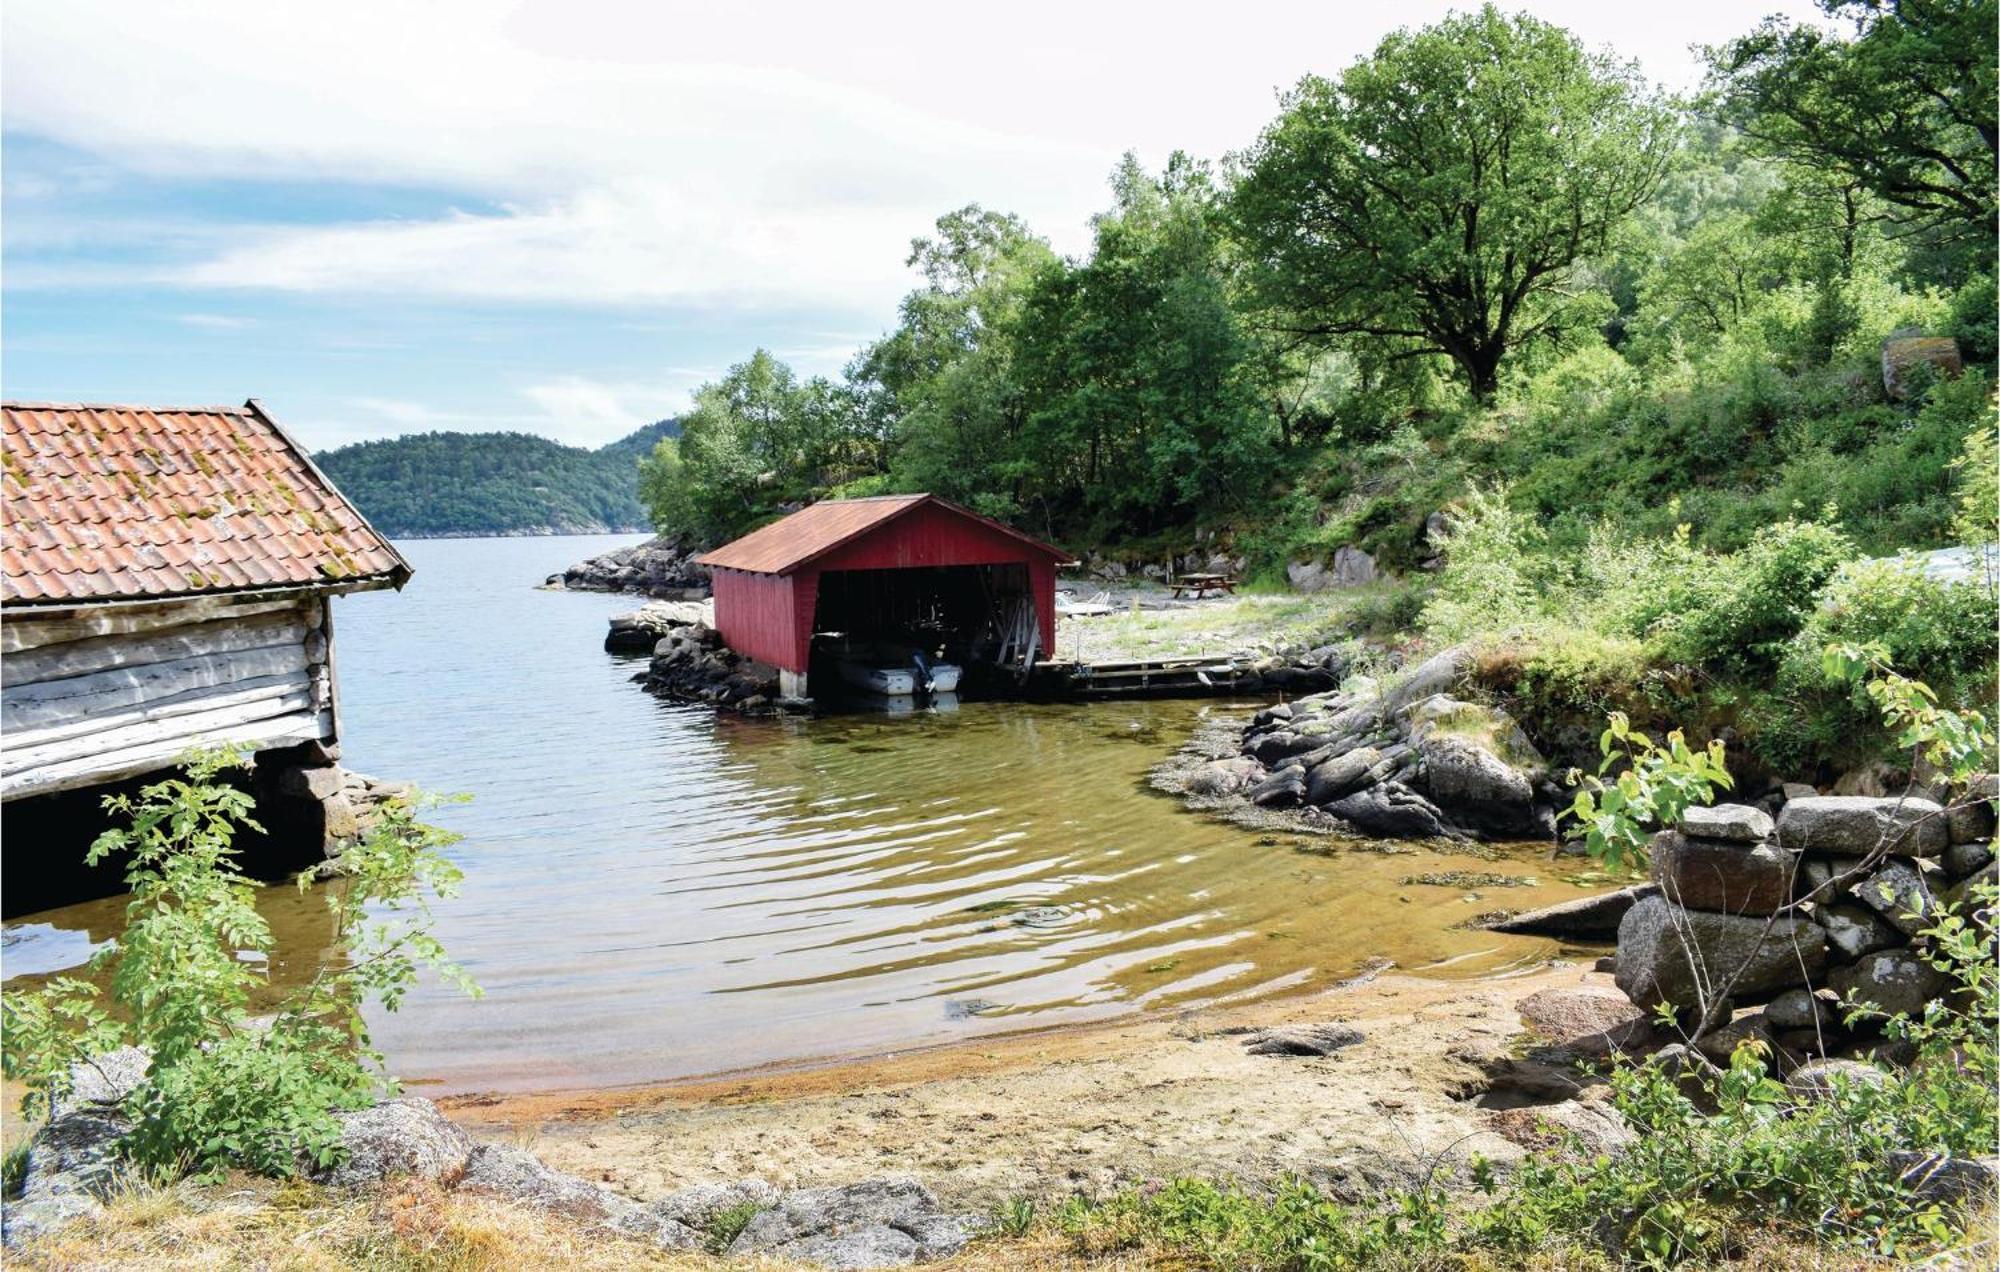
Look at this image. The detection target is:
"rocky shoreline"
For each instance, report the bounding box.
[547,534,710,599]
[1155,645,1568,842]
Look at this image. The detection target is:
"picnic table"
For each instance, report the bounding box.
[1170,573,1236,599]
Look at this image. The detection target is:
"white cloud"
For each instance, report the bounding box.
[176,312,255,329]
[4,0,1825,313]
[520,375,695,447]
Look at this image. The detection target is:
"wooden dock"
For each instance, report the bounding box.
[1031,654,1255,699]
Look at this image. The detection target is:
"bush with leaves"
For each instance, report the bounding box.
[1,750,477,1178]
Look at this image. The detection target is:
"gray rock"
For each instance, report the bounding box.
[1380,646,1473,718]
[1330,545,1378,588]
[1947,793,1997,846]
[1678,803,1775,843]
[1419,733,1533,808]
[1325,782,1451,840]
[49,1046,148,1119]
[1693,1014,1772,1064]
[1781,782,1820,803]
[1182,757,1264,798]
[651,1179,781,1229]
[1850,859,1941,936]
[1248,766,1308,808]
[1613,895,1828,1011]
[1887,1152,1999,1208]
[1305,747,1380,805]
[1286,560,1328,593]
[1817,903,1902,961]
[1829,949,1952,1022]
[459,1143,697,1247]
[1944,839,1996,879]
[1764,988,1840,1031]
[1483,884,1658,940]
[1778,796,1947,858]
[729,1177,979,1268]
[1516,986,1650,1056]
[1786,1058,1887,1102]
[1798,854,1865,901]
[1242,1023,1363,1056]
[315,1098,473,1186]
[1650,830,1794,916]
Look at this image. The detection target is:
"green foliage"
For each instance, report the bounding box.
[1231,5,1677,400]
[702,1199,764,1255]
[1707,0,1998,254]
[1655,517,1853,676]
[1416,485,1550,642]
[1564,713,1734,871]
[1949,411,1999,547]
[315,421,676,537]
[0,750,476,1179]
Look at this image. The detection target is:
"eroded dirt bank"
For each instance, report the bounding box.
[442,959,1610,1212]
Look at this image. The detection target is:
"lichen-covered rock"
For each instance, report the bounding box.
[1881,334,1963,400]
[1829,949,1952,1023]
[1778,796,1947,858]
[1516,986,1649,1055]
[1650,830,1794,916]
[1786,1058,1887,1102]
[650,1179,782,1230]
[1614,896,1827,1011]
[728,1177,980,1269]
[1850,858,1941,936]
[1764,988,1840,1031]
[1817,902,1902,961]
[1887,1152,1999,1208]
[459,1144,698,1247]
[1678,804,1775,844]
[1182,756,1264,798]
[315,1098,473,1187]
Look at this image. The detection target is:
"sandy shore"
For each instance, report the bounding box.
[441,957,1610,1212]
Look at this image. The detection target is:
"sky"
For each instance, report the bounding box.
[1,0,1822,453]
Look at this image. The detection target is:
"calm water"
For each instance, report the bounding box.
[4,535,1587,1094]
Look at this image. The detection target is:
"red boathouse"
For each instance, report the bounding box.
[696,494,1070,699]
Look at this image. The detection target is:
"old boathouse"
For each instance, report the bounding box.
[695,494,1070,700]
[2,401,408,905]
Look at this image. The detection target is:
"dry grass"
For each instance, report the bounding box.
[8,1175,1982,1271]
[1052,588,1359,664]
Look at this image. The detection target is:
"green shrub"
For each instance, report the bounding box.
[1,750,477,1178]
[1419,484,1552,643]
[1655,517,1853,675]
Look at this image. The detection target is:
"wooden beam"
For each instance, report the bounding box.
[3,687,316,772]
[1,709,332,800]
[2,612,307,687]
[2,674,307,751]
[2,645,310,731]
[1,597,316,654]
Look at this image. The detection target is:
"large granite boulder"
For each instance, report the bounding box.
[728,1177,979,1269]
[1829,949,1953,1022]
[1881,334,1963,400]
[1778,796,1947,858]
[314,1098,473,1186]
[1325,782,1452,840]
[1614,896,1827,1011]
[2,1047,151,1249]
[459,1144,698,1248]
[560,534,710,599]
[1650,830,1793,916]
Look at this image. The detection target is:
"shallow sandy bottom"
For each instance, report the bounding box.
[443,958,1609,1211]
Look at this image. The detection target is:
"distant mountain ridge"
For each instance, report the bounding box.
[315,420,678,538]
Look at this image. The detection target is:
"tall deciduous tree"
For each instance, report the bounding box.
[1706,0,1998,250]
[1231,6,1678,401]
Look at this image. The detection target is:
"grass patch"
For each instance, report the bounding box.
[700,1199,762,1255]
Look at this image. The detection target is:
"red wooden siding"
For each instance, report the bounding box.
[704,497,1067,675]
[709,568,805,671]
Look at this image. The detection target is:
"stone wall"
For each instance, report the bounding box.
[1613,787,1995,1063]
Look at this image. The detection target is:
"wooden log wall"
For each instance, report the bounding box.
[1,595,335,800]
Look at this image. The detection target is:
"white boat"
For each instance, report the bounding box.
[924,661,962,693]
[836,658,918,695]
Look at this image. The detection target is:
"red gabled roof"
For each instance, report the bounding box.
[695,494,1069,575]
[2,400,410,606]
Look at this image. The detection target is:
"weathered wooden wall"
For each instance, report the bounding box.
[2,595,336,799]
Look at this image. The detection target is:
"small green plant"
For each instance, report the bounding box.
[703,1199,764,1254]
[1563,712,1733,871]
[2,1141,29,1198]
[995,1195,1037,1237]
[0,749,477,1179]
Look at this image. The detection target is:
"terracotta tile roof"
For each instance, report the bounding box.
[695,493,1069,575]
[2,401,410,606]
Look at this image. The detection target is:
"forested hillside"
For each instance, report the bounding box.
[636,1,1996,779]
[317,420,677,537]
[640,2,1994,567]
